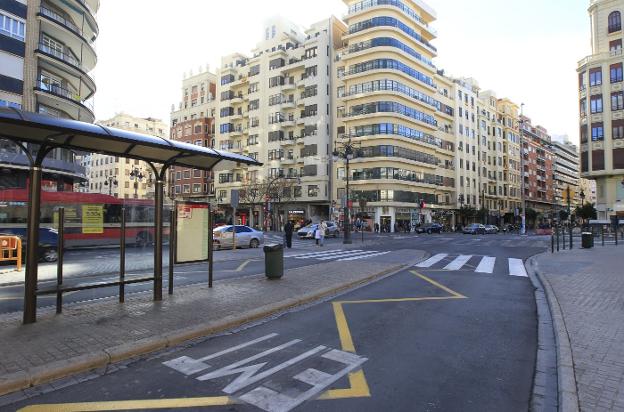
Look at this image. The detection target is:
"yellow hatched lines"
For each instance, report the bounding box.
[19,271,466,411]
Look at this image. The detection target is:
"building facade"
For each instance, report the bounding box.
[551,139,581,211]
[334,0,456,232]
[169,67,217,202]
[0,0,98,191]
[214,16,344,228]
[520,116,555,216]
[80,113,168,199]
[578,0,624,219]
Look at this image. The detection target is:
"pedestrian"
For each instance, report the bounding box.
[374,222,379,233]
[314,224,321,246]
[319,220,327,246]
[284,220,294,249]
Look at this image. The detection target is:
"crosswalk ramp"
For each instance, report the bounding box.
[285,249,390,262]
[415,253,528,277]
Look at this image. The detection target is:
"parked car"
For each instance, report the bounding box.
[297,222,340,239]
[0,227,59,262]
[463,223,486,235]
[484,225,499,234]
[212,225,264,250]
[415,223,443,234]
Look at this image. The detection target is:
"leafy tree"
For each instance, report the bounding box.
[575,202,597,222]
[558,209,569,222]
[525,208,538,228]
[477,207,489,224]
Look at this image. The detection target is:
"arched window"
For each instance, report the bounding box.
[608,11,622,33]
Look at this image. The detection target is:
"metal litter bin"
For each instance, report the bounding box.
[582,232,593,249]
[264,244,284,279]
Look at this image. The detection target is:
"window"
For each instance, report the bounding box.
[613,120,624,140]
[612,91,624,111]
[610,39,622,52]
[591,122,604,141]
[307,185,319,197]
[589,68,602,86]
[611,63,623,83]
[590,95,603,113]
[608,11,621,33]
[0,12,25,41]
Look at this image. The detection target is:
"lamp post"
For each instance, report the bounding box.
[333,136,358,245]
[129,168,153,199]
[103,175,118,196]
[458,194,465,227]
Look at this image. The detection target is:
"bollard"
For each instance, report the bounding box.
[119,207,126,303]
[56,208,64,314]
[569,226,573,249]
[556,226,560,251]
[563,227,567,250]
[551,232,555,253]
[602,226,605,246]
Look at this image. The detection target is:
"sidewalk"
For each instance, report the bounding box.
[0,249,425,398]
[531,247,624,411]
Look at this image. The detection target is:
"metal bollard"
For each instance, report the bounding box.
[551,232,555,253]
[602,226,605,246]
[563,227,567,250]
[556,226,560,251]
[56,208,64,314]
[569,226,573,249]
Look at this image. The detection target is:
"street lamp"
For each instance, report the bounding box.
[129,167,153,199]
[103,175,118,196]
[458,194,465,227]
[333,136,359,244]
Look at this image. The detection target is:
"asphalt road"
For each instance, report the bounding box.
[5,233,547,412]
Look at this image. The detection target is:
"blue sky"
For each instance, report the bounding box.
[93,0,591,143]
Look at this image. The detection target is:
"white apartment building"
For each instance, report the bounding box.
[214,16,345,228]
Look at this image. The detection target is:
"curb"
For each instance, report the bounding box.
[526,254,580,412]
[0,261,412,397]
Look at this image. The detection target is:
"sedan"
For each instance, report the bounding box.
[213,225,264,250]
[463,223,486,235]
[485,225,499,234]
[297,222,339,239]
[415,223,443,234]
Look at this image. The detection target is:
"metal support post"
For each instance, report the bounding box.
[551,232,555,253]
[153,179,164,301]
[56,207,64,314]
[24,166,42,324]
[232,207,237,251]
[602,226,605,246]
[168,209,175,295]
[556,226,560,251]
[569,225,573,249]
[119,207,126,303]
[208,207,214,288]
[563,226,566,250]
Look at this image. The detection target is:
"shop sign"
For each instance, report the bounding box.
[288,210,305,214]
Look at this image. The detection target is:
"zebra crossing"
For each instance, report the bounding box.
[285,249,390,262]
[415,253,528,277]
[264,235,318,250]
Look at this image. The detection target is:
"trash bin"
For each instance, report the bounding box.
[582,232,593,249]
[264,244,284,279]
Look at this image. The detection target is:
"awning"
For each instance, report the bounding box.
[0,107,261,170]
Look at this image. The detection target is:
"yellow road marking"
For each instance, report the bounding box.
[20,269,466,410]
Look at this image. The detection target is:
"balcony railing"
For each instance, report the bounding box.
[40,6,81,34]
[36,80,94,111]
[38,43,82,70]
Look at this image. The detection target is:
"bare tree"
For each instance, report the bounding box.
[240,179,268,228]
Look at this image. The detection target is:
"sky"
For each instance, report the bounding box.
[91,0,591,144]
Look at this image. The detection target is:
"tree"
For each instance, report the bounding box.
[575,202,597,223]
[558,209,569,222]
[458,205,476,225]
[240,179,269,228]
[476,207,489,224]
[525,208,538,228]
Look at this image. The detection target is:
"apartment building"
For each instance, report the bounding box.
[334,0,456,232]
[169,67,217,201]
[214,16,344,228]
[80,113,168,199]
[519,116,555,215]
[551,139,581,208]
[0,0,98,191]
[496,98,523,218]
[578,0,624,219]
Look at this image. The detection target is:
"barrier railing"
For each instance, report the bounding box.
[551,224,622,253]
[0,235,22,271]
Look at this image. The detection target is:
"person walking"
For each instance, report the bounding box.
[284,220,294,249]
[319,220,327,246]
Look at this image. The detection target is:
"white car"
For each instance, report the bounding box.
[213,225,264,250]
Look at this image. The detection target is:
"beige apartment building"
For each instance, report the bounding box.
[334,0,456,232]
[80,113,168,199]
[578,0,624,219]
[214,16,345,228]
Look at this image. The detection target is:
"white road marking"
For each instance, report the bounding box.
[508,258,528,277]
[443,255,473,271]
[316,250,378,260]
[337,251,390,261]
[475,256,496,274]
[415,253,448,268]
[285,249,349,258]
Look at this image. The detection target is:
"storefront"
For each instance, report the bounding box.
[287,209,306,229]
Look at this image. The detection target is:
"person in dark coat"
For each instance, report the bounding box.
[284,220,294,248]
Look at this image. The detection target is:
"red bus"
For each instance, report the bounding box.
[0,190,170,248]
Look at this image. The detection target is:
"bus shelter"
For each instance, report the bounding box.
[0,107,261,324]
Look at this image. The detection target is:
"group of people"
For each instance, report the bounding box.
[283,220,328,248]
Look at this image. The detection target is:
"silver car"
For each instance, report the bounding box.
[297,222,340,239]
[213,225,264,250]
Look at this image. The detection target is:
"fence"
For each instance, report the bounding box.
[551,223,623,253]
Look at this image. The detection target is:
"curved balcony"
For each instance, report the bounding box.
[38,6,97,72]
[34,80,95,123]
[0,149,87,182]
[49,0,99,41]
[35,43,96,94]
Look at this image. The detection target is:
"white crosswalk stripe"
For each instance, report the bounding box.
[508,258,528,277]
[475,256,496,274]
[285,249,386,262]
[415,253,448,268]
[443,255,472,271]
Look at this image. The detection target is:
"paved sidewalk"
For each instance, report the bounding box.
[532,247,624,412]
[0,249,425,397]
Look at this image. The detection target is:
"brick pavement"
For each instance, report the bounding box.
[0,249,424,397]
[534,246,624,411]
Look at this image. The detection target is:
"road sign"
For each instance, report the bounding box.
[230,189,240,208]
